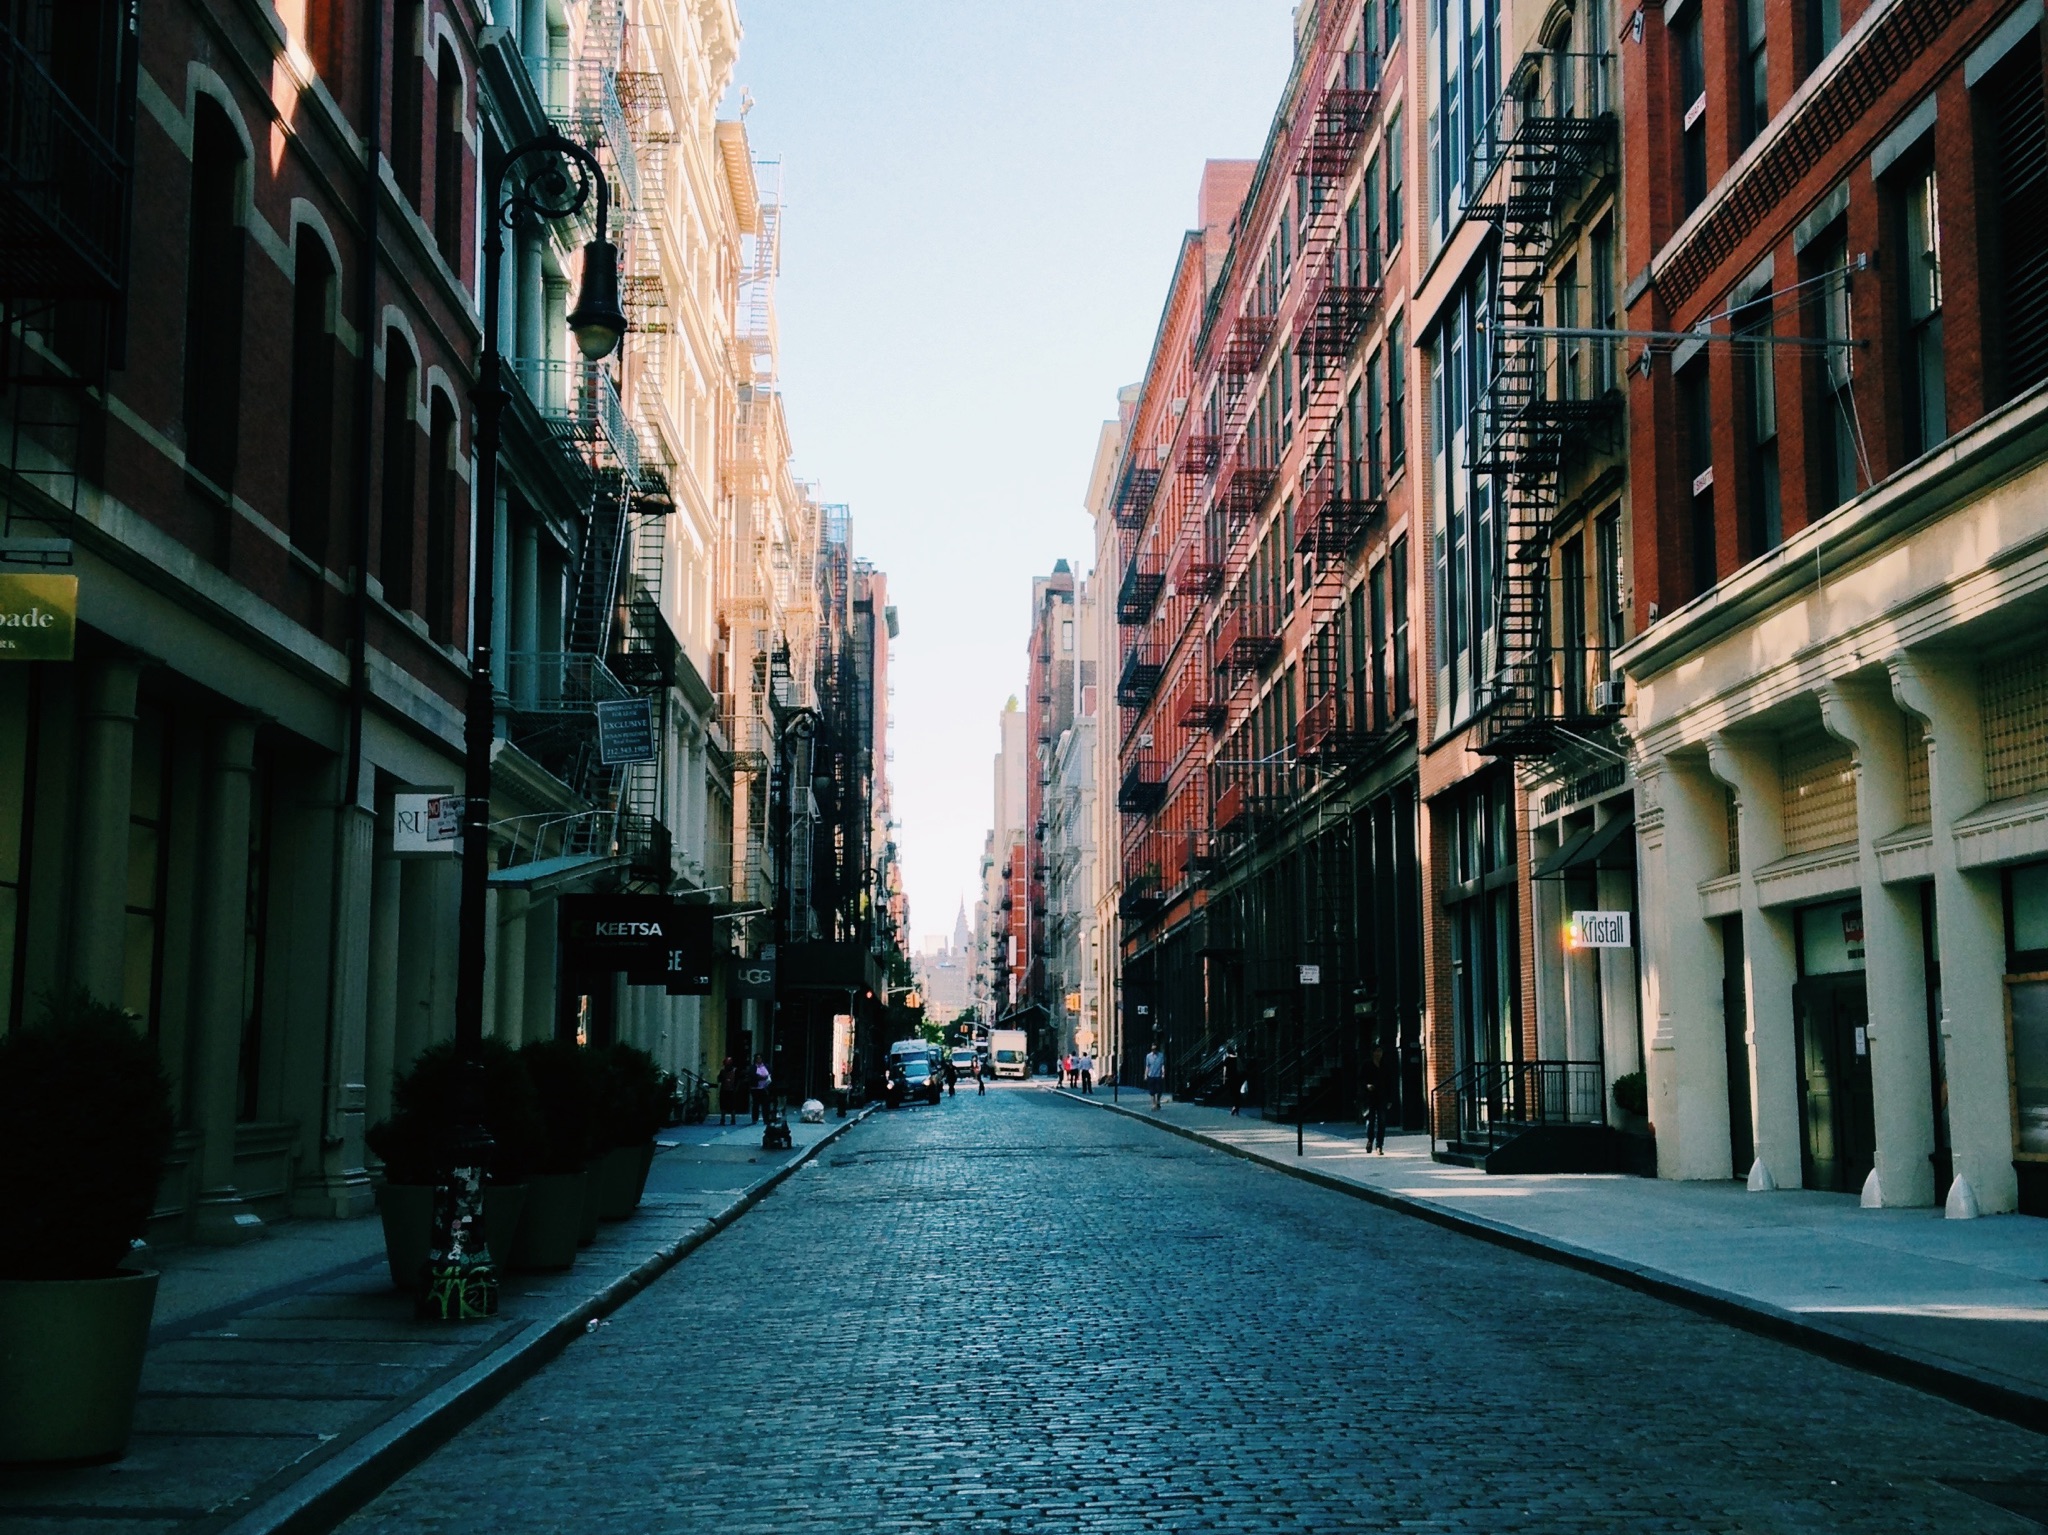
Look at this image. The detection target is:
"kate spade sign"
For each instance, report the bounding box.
[0,574,77,661]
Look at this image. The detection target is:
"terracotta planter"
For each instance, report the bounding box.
[376,1182,530,1292]
[510,1171,585,1271]
[0,1269,158,1463]
[594,1143,646,1220]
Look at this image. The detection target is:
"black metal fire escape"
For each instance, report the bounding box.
[1466,50,1619,760]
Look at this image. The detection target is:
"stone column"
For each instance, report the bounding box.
[1891,652,2016,1215]
[365,831,402,1131]
[1708,733,1803,1190]
[1638,753,1734,1179]
[523,893,557,1042]
[495,886,530,1047]
[312,756,377,1217]
[188,715,263,1243]
[69,655,142,1005]
[512,519,539,707]
[1819,676,1936,1208]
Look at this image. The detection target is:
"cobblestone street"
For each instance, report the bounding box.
[327,1088,2048,1533]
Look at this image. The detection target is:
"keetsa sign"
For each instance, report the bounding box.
[560,894,715,995]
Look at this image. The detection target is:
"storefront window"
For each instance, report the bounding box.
[2008,862,2048,1160]
[1798,896,1866,976]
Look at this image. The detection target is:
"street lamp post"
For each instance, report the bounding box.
[420,132,626,1322]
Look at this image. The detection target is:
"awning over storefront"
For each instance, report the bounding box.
[1532,814,1636,880]
[487,853,624,895]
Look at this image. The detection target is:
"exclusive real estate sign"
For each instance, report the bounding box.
[560,895,715,995]
[0,574,77,661]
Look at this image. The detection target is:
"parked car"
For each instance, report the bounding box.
[894,1056,942,1106]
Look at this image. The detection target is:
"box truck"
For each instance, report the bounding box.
[989,1028,1029,1079]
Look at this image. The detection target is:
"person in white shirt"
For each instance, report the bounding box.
[1143,1047,1166,1109]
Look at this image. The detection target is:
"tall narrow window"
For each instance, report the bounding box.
[1559,534,1587,716]
[1898,160,1946,457]
[1979,33,2048,404]
[288,229,337,557]
[1807,227,1858,511]
[434,42,463,264]
[1675,5,1707,214]
[1349,584,1371,727]
[1803,0,1841,78]
[1591,218,1617,393]
[1556,256,1581,401]
[425,391,460,644]
[183,99,246,491]
[1365,351,1385,494]
[1595,509,1624,676]
[1679,360,1716,597]
[1347,381,1367,499]
[1741,287,1781,556]
[1363,157,1382,285]
[1387,319,1406,468]
[1370,557,1390,728]
[306,0,344,84]
[392,0,424,205]
[1386,112,1404,253]
[1391,533,1411,713]
[1738,0,1769,149]
[1384,0,1400,51]
[379,330,419,608]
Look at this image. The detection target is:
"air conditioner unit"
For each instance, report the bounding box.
[1593,678,1627,711]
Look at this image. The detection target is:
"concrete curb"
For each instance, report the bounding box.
[1059,1090,2048,1436]
[217,1106,879,1535]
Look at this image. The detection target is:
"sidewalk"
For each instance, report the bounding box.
[1065,1090,2048,1431]
[2,1109,871,1535]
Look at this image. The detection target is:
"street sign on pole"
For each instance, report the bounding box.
[393,793,463,854]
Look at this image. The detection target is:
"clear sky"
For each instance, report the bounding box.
[728,1,1299,944]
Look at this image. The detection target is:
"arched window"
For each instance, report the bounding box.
[424,390,460,644]
[183,97,246,489]
[392,0,423,205]
[287,228,337,557]
[379,329,419,610]
[433,40,463,264]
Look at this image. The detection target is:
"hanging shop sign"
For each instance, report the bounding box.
[595,696,657,765]
[393,793,463,853]
[0,574,77,661]
[1569,911,1632,949]
[561,895,713,994]
[1298,964,1322,986]
[727,952,777,1000]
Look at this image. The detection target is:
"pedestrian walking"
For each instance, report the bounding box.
[1079,1051,1094,1094]
[716,1055,745,1125]
[975,1058,986,1096]
[1144,1046,1167,1110]
[751,1055,772,1124]
[943,1057,958,1098]
[1363,1045,1388,1154]
[1221,1044,1241,1116]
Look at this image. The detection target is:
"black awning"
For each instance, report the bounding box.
[1533,814,1636,880]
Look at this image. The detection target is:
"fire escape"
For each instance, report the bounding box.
[501,1,669,887]
[0,0,138,568]
[1466,47,1620,763]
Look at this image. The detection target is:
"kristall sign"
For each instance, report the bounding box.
[1569,911,1632,949]
[0,574,78,661]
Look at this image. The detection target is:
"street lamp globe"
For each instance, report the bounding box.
[567,238,627,360]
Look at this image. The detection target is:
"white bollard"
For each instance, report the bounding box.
[1859,1168,1883,1209]
[1945,1174,1981,1220]
[1746,1158,1777,1192]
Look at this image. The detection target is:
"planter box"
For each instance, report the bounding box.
[509,1172,585,1272]
[0,1269,158,1463]
[594,1143,651,1220]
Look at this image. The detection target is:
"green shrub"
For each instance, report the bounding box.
[0,990,175,1280]
[1612,1070,1649,1119]
[519,1038,602,1173]
[366,1038,546,1185]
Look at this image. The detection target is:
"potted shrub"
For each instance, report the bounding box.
[0,991,175,1463]
[365,1038,543,1293]
[1612,1070,1649,1121]
[512,1038,599,1268]
[592,1043,665,1220]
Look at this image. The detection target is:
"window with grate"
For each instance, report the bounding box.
[1725,784,1741,874]
[1780,729,1857,855]
[1903,713,1931,824]
[1978,28,2048,406]
[1984,651,2048,801]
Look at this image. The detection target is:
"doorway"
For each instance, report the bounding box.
[1794,972,1875,1194]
